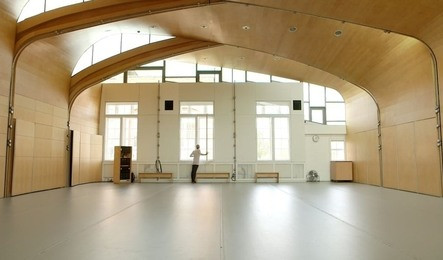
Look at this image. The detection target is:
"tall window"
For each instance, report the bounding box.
[180,102,214,161]
[331,140,345,160]
[256,102,290,161]
[105,102,138,160]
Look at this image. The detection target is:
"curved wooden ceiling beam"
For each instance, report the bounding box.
[15,0,225,55]
[69,37,220,109]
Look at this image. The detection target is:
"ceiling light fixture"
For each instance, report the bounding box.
[201,25,208,29]
[289,26,297,32]
[334,30,343,37]
[242,25,250,30]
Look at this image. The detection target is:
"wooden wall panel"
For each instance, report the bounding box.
[12,98,68,195]
[345,134,356,162]
[11,157,33,196]
[71,130,103,185]
[12,120,35,196]
[54,158,66,188]
[354,133,368,183]
[396,123,417,192]
[379,119,441,196]
[33,138,52,157]
[91,135,104,181]
[79,133,91,184]
[15,41,70,109]
[346,130,380,185]
[70,85,102,135]
[0,157,5,197]
[32,157,51,191]
[414,119,442,196]
[381,126,398,189]
[69,85,104,186]
[0,6,14,96]
[79,158,91,184]
[71,131,81,186]
[11,4,72,195]
[350,134,361,183]
[0,5,15,198]
[345,91,379,135]
[367,130,381,186]
[345,86,379,186]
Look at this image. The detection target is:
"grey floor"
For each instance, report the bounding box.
[1,183,443,260]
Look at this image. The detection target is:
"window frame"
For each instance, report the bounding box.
[310,107,326,125]
[330,140,346,161]
[303,83,346,125]
[179,101,214,162]
[104,102,138,161]
[256,101,291,161]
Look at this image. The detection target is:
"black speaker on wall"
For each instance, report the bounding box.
[165,100,174,110]
[293,100,302,110]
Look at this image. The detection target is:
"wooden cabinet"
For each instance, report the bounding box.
[113,146,132,184]
[330,161,353,181]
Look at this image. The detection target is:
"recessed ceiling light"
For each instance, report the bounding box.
[334,30,343,37]
[242,25,250,30]
[289,26,297,32]
[201,25,208,29]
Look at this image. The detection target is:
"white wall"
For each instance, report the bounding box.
[100,82,346,182]
[304,134,345,181]
[305,122,347,181]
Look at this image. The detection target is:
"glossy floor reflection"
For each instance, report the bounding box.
[1,182,443,259]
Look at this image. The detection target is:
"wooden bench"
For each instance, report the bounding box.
[196,172,230,181]
[256,172,279,183]
[139,172,173,182]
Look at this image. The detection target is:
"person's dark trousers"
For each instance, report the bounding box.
[191,164,199,183]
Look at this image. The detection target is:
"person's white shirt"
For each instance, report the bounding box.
[190,147,207,165]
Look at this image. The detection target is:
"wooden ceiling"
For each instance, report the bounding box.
[4,0,443,117]
[233,0,443,36]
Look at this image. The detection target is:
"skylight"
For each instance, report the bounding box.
[72,33,174,76]
[18,0,92,22]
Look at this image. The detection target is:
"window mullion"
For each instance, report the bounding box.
[206,115,208,161]
[120,116,124,147]
[272,117,275,161]
[195,116,198,146]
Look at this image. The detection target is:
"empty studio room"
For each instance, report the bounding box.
[1,1,443,259]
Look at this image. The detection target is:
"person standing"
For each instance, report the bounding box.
[190,144,208,183]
